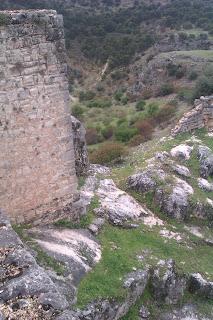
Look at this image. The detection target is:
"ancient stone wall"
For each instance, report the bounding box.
[172,96,213,136]
[0,10,78,224]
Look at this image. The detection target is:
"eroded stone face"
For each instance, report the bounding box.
[172,95,213,136]
[0,10,78,224]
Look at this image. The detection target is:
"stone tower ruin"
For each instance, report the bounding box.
[0,10,78,224]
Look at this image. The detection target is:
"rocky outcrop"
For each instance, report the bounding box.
[159,304,212,320]
[127,168,167,193]
[198,145,213,179]
[151,259,188,305]
[57,269,150,320]
[128,169,194,220]
[189,273,213,299]
[155,177,194,220]
[172,96,213,136]
[71,116,89,176]
[95,179,147,226]
[0,210,69,318]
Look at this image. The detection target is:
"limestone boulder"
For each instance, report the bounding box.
[198,178,213,192]
[155,177,194,220]
[170,144,193,160]
[172,164,191,177]
[151,259,188,305]
[198,145,213,178]
[96,179,147,225]
[159,304,212,320]
[127,168,167,193]
[189,273,213,299]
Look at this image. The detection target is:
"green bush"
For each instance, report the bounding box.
[135,100,146,111]
[121,95,129,105]
[178,87,194,103]
[89,142,126,164]
[188,71,198,81]
[146,102,159,117]
[72,104,84,118]
[115,123,138,142]
[167,63,185,79]
[101,126,114,140]
[0,13,10,26]
[87,99,112,108]
[114,90,123,102]
[193,76,213,99]
[158,83,174,96]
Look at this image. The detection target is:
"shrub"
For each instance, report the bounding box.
[136,100,146,111]
[87,99,112,108]
[167,63,185,78]
[146,102,159,117]
[193,76,213,99]
[86,128,100,145]
[115,123,138,142]
[114,90,123,101]
[188,71,198,81]
[121,95,129,105]
[135,119,154,141]
[117,117,127,126]
[89,142,126,164]
[154,104,176,123]
[101,126,114,140]
[128,134,146,146]
[158,83,174,96]
[79,90,96,101]
[178,87,194,103]
[72,104,84,118]
[0,13,10,26]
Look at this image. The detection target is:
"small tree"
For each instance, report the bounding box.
[159,83,174,96]
[136,100,146,111]
[72,104,84,118]
[89,142,126,164]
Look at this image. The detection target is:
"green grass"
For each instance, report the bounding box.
[77,222,213,307]
[77,128,213,308]
[13,224,65,275]
[160,50,213,60]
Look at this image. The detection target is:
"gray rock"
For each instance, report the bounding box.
[139,305,150,319]
[5,248,37,268]
[170,144,193,160]
[198,145,213,178]
[155,151,170,162]
[159,304,212,320]
[56,310,80,320]
[38,291,69,311]
[96,179,145,225]
[155,177,194,220]
[71,115,89,176]
[189,273,213,299]
[127,168,167,193]
[89,164,111,176]
[172,164,191,177]
[88,218,105,235]
[198,178,213,192]
[0,265,67,307]
[151,259,187,304]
